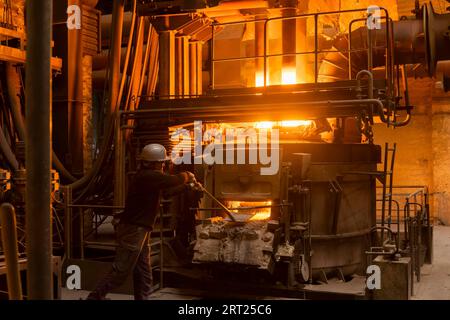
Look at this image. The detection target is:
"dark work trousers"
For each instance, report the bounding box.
[87,223,153,300]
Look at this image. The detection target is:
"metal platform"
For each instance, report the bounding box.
[135,79,387,125]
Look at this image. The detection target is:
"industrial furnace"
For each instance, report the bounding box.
[1,0,449,301]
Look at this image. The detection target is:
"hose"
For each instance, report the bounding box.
[0,125,18,171]
[5,63,77,182]
[69,0,137,194]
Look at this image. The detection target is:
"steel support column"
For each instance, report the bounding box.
[189,41,203,97]
[175,36,190,98]
[159,31,176,98]
[282,5,297,78]
[25,0,53,299]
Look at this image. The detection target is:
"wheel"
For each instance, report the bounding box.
[293,239,310,283]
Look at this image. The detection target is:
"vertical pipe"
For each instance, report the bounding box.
[263,20,268,86]
[314,14,318,84]
[63,186,72,260]
[196,42,203,96]
[68,0,84,175]
[282,7,297,84]
[189,41,202,97]
[296,15,307,83]
[108,0,125,114]
[175,36,190,98]
[159,205,164,289]
[113,111,125,216]
[367,27,373,72]
[159,31,175,98]
[25,0,53,299]
[255,18,265,86]
[79,207,85,259]
[0,204,22,300]
[210,25,215,89]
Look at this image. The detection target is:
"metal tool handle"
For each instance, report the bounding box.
[190,183,236,222]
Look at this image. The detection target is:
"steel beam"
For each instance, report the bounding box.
[25,0,53,299]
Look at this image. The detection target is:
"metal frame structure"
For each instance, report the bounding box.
[210,8,392,86]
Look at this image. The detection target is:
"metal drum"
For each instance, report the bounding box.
[284,143,381,279]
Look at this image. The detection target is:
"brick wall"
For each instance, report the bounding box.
[373,77,450,224]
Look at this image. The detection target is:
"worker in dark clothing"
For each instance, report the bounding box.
[87,143,196,300]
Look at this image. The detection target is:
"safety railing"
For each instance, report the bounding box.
[210,8,394,90]
[62,186,170,291]
[375,185,432,295]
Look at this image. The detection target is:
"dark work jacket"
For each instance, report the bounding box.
[119,168,187,229]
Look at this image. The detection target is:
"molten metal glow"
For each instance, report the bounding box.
[255,72,267,87]
[254,120,312,129]
[281,68,297,85]
[227,201,272,221]
[280,120,312,127]
[254,121,274,129]
[255,68,298,87]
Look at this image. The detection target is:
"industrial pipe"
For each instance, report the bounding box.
[107,0,125,117]
[0,203,23,300]
[67,0,84,175]
[5,63,76,182]
[0,127,18,171]
[25,0,53,299]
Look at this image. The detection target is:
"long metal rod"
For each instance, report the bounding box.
[25,0,53,299]
[0,204,22,300]
[63,186,73,260]
[159,204,164,289]
[193,183,236,222]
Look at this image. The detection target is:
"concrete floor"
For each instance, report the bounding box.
[412,225,450,300]
[61,225,450,300]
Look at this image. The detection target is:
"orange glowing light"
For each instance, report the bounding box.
[248,211,271,221]
[227,201,272,221]
[254,120,312,129]
[255,72,268,87]
[280,120,312,127]
[255,68,300,87]
[254,121,274,129]
[281,68,297,85]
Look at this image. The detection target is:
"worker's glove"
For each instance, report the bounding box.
[187,171,196,183]
[190,181,203,191]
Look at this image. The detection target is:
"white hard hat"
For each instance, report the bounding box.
[141,144,170,162]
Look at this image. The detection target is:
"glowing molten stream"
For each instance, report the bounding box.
[227,201,272,221]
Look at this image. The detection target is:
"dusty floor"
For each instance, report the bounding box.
[412,225,450,299]
[61,225,450,300]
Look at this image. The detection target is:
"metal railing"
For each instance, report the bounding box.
[375,185,432,295]
[62,186,170,291]
[210,8,393,89]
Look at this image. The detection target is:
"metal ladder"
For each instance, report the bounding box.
[379,143,396,243]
